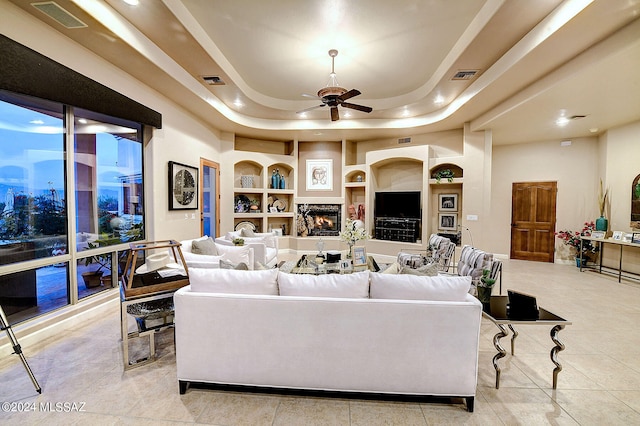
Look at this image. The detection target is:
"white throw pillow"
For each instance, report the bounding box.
[215,243,251,268]
[189,268,279,295]
[370,273,471,302]
[278,271,370,298]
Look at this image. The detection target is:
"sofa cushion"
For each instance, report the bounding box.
[278,271,370,298]
[191,237,217,255]
[189,268,279,295]
[370,273,471,302]
[215,243,252,269]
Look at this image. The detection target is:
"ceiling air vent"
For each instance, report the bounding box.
[32,1,88,29]
[203,76,226,86]
[398,137,411,144]
[452,70,479,80]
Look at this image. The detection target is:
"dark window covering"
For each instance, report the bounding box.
[0,34,161,128]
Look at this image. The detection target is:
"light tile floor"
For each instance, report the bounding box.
[1,258,640,425]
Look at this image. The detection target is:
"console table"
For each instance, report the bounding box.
[580,236,640,283]
[483,296,571,389]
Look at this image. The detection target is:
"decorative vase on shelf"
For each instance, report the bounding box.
[595,215,608,231]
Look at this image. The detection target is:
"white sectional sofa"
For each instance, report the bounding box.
[174,269,483,411]
[180,233,278,270]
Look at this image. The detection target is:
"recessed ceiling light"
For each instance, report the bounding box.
[298,112,307,118]
[123,0,139,5]
[555,117,570,127]
[233,99,244,108]
[590,128,599,133]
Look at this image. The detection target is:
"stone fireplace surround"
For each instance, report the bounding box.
[296,204,342,237]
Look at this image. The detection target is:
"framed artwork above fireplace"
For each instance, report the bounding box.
[306,159,333,191]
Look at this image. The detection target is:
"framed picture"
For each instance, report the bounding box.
[306,159,333,191]
[438,193,458,212]
[168,161,198,210]
[632,233,640,244]
[591,231,606,239]
[612,231,624,241]
[352,246,367,267]
[438,213,457,231]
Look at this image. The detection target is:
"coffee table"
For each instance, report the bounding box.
[286,254,379,274]
[483,295,572,389]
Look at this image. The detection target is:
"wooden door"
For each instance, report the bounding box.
[200,159,220,238]
[510,181,557,262]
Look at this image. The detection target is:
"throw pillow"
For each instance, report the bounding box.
[400,262,438,276]
[381,262,400,274]
[191,237,217,255]
[241,228,256,238]
[215,243,252,269]
[370,273,471,302]
[220,259,249,270]
[278,270,370,298]
[225,230,242,241]
[189,268,278,295]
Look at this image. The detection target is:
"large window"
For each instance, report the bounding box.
[0,90,145,323]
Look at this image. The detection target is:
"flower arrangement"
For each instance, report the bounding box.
[339,218,370,247]
[555,221,599,257]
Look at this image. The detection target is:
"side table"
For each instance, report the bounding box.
[483,296,572,389]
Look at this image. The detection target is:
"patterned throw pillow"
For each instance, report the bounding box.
[220,259,249,270]
[191,237,217,255]
[400,262,439,276]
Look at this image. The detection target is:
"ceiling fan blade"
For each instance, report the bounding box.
[338,89,361,101]
[296,104,325,114]
[330,106,339,121]
[341,102,373,113]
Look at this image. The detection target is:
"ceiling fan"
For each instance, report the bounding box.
[297,49,373,121]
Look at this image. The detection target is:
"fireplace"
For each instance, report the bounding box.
[297,204,342,237]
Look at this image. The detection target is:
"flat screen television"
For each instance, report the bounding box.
[374,191,421,219]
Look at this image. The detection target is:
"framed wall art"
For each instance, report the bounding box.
[438,213,457,231]
[439,193,458,212]
[168,161,198,210]
[306,159,333,191]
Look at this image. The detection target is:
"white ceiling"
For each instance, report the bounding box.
[8,0,640,144]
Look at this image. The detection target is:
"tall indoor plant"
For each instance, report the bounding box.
[596,179,609,231]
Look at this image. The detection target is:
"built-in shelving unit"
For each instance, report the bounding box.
[232,157,296,235]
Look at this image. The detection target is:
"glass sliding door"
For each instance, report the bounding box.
[0,91,68,322]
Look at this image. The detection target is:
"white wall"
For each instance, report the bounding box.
[490,137,600,259]
[1,1,223,244]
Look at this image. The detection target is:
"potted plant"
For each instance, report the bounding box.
[434,169,455,183]
[596,179,609,231]
[476,269,496,311]
[555,221,599,267]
